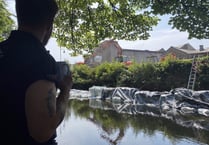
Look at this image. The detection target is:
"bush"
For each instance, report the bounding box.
[72,56,209,91]
[72,64,94,90]
[93,62,127,87]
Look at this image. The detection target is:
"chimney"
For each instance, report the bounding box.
[199,45,204,51]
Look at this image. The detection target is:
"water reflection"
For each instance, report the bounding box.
[57,100,209,145]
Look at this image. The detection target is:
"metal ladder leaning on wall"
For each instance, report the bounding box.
[187,55,198,90]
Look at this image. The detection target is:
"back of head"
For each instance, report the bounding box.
[16,0,58,27]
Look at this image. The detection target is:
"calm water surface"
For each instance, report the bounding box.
[56,100,209,145]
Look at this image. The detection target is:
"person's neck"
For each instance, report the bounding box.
[18,25,45,43]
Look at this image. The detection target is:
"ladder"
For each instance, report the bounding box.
[187,55,198,90]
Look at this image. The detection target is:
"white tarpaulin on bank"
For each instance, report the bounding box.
[70,86,209,131]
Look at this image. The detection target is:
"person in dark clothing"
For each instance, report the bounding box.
[0,0,73,144]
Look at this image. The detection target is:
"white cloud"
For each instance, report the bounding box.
[118,28,209,51]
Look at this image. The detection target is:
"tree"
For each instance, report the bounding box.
[150,0,209,39]
[53,0,159,55]
[0,0,15,41]
[53,0,208,55]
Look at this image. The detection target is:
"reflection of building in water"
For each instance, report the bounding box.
[88,111,125,145]
[65,99,209,145]
[100,128,124,145]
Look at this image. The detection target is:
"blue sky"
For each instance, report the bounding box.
[6,0,209,64]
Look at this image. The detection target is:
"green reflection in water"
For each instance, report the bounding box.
[60,100,209,145]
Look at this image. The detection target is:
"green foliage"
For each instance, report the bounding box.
[157,55,191,90]
[196,56,209,90]
[150,0,209,39]
[53,0,208,55]
[72,55,209,91]
[53,0,159,54]
[93,62,127,87]
[160,53,177,66]
[72,64,94,90]
[126,62,165,90]
[140,63,162,90]
[159,60,191,90]
[116,68,133,87]
[0,0,14,41]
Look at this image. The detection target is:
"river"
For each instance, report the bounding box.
[55,87,209,145]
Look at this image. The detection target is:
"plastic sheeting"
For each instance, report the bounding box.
[70,86,209,131]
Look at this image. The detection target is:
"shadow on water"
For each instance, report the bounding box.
[62,99,209,145]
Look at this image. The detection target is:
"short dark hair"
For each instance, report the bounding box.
[16,0,58,26]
